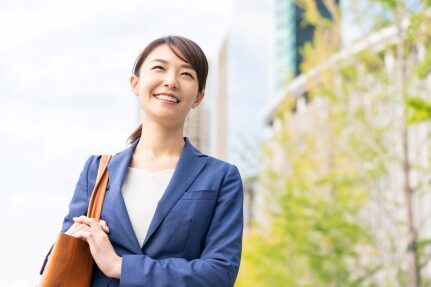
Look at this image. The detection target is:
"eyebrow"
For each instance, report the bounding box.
[150,59,194,70]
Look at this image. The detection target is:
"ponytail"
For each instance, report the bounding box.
[127,124,142,144]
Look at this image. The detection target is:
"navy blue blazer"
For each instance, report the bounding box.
[43,137,244,287]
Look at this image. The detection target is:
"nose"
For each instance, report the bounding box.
[163,71,178,89]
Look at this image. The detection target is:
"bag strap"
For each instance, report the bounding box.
[87,154,112,219]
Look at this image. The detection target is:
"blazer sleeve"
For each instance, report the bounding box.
[61,155,98,232]
[39,155,97,275]
[120,164,244,287]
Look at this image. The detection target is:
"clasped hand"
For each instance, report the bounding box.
[65,216,122,279]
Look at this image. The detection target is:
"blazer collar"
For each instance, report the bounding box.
[107,137,208,252]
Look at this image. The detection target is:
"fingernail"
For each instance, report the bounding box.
[73,217,78,221]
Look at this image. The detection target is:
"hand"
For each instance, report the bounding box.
[65,216,122,279]
[65,217,110,237]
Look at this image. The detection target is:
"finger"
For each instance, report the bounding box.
[75,215,88,221]
[99,220,110,233]
[71,229,91,242]
[65,222,83,235]
[88,220,106,232]
[73,216,97,225]
[73,216,86,223]
[66,224,92,241]
[73,217,109,233]
[79,215,95,222]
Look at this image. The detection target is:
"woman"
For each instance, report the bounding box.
[40,35,244,286]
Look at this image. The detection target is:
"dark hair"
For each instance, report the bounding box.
[127,35,209,144]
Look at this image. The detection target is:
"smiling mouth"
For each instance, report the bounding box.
[153,93,180,104]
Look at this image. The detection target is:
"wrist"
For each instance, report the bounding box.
[109,256,122,279]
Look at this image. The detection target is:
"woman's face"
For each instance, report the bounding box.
[130,44,205,126]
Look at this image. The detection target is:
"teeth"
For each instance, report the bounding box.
[155,94,179,103]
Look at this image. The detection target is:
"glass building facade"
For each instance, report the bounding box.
[274,0,338,96]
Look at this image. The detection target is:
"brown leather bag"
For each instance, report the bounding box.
[40,154,112,287]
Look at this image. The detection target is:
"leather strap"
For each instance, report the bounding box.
[87,154,112,219]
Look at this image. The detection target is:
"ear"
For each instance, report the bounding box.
[192,91,205,109]
[129,75,139,96]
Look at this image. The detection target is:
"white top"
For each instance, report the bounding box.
[121,167,175,247]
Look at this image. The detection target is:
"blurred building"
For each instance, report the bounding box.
[248,0,340,230]
[192,36,229,160]
[273,0,339,97]
[184,104,210,154]
[210,35,256,229]
[182,37,229,156]
[214,37,229,160]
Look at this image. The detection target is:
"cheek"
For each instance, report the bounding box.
[137,80,155,95]
[183,81,199,95]
[138,72,159,88]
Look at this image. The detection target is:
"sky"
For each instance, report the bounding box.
[227,0,271,177]
[0,0,271,285]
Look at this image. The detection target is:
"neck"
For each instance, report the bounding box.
[136,118,185,159]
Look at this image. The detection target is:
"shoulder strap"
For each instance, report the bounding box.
[87,154,112,219]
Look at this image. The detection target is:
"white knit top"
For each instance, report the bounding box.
[121,167,175,247]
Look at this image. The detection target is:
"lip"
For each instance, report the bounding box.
[153,93,180,103]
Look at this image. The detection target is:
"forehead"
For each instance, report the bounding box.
[143,44,189,66]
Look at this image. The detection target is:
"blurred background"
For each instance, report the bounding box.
[1,0,431,286]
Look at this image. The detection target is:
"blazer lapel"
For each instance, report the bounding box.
[106,139,141,253]
[142,138,207,249]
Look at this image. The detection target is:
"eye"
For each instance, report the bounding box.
[151,65,165,71]
[181,72,194,79]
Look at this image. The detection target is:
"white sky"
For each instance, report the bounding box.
[0,0,236,285]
